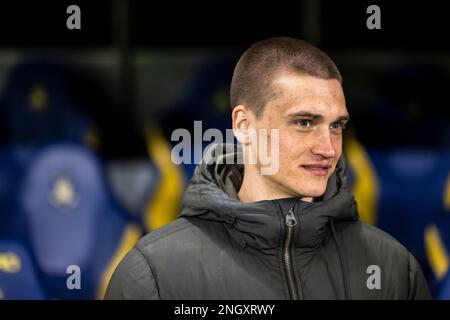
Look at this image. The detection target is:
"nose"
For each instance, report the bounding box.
[310,129,336,159]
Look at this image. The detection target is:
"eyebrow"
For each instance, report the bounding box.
[286,111,350,123]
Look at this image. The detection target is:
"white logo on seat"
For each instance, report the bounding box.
[50,176,78,208]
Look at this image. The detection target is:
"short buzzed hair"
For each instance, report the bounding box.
[230,37,342,117]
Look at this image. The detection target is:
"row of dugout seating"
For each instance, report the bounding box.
[0,60,185,299]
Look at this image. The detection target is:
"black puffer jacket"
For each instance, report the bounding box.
[105,144,431,300]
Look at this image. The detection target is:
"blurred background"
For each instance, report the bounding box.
[0,0,449,299]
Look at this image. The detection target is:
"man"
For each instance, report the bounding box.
[105,37,431,299]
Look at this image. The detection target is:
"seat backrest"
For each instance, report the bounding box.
[19,143,140,299]
[0,61,93,145]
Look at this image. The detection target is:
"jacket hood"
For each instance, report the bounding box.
[180,143,359,252]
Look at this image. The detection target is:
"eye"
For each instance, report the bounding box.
[330,121,347,132]
[296,119,312,128]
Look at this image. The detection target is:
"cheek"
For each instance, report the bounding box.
[332,135,343,157]
[278,134,309,165]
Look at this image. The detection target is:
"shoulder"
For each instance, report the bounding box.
[333,220,431,299]
[105,217,217,299]
[134,217,227,262]
[105,246,159,299]
[136,217,196,249]
[359,221,406,246]
[335,219,412,262]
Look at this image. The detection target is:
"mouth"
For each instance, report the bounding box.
[300,163,332,177]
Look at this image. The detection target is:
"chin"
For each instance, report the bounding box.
[296,184,327,199]
[303,191,326,199]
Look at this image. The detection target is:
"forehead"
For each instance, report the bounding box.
[266,72,347,118]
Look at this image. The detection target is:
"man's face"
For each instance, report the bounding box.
[250,72,349,200]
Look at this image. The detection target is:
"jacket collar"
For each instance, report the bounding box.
[180,144,358,252]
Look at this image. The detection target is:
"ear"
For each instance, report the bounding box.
[232,105,253,145]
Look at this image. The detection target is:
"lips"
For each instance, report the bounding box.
[300,163,332,176]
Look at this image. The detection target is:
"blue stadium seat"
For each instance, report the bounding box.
[1,143,141,299]
[0,61,95,147]
[374,149,448,261]
[0,60,168,236]
[0,239,46,299]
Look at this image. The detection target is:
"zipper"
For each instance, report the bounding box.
[282,207,299,300]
